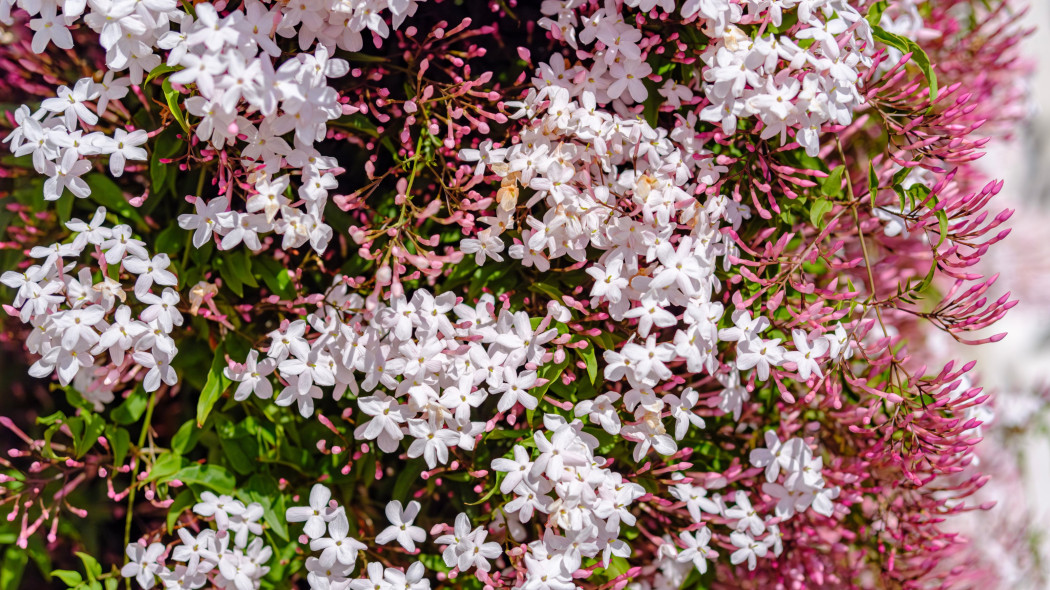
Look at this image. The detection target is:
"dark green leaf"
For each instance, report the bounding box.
[215,257,244,297]
[238,474,288,541]
[809,198,834,228]
[56,193,74,224]
[173,463,236,494]
[111,386,148,425]
[1,547,29,590]
[166,490,196,533]
[171,419,200,454]
[105,425,130,467]
[228,249,259,288]
[393,459,426,503]
[48,570,81,588]
[85,173,147,230]
[872,25,938,103]
[196,343,230,426]
[162,79,191,134]
[820,165,844,197]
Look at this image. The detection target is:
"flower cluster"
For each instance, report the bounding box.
[120,491,272,589]
[0,0,1036,588]
[4,94,144,200]
[287,484,431,590]
[492,415,643,588]
[1,207,182,407]
[227,286,557,468]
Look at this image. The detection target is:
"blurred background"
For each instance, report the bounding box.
[947,1,1050,585]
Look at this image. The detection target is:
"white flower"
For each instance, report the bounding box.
[178,197,229,249]
[729,530,767,571]
[226,350,277,401]
[676,527,717,574]
[121,542,166,589]
[193,491,246,530]
[286,484,342,540]
[375,500,427,552]
[782,329,829,380]
[97,128,148,177]
[309,510,365,569]
[41,79,98,130]
[43,149,92,201]
[122,253,178,296]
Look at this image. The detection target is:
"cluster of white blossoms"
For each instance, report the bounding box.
[535,0,874,156]
[4,0,425,255]
[696,0,874,156]
[0,207,182,408]
[120,491,272,589]
[535,1,660,105]
[749,431,840,520]
[226,284,561,469]
[286,484,431,590]
[453,1,877,582]
[3,94,145,202]
[636,431,841,585]
[463,76,848,445]
[0,0,421,77]
[491,414,645,589]
[164,1,355,255]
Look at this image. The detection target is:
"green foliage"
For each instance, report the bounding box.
[872,25,939,104]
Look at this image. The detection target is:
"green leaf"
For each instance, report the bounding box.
[173,463,236,494]
[935,209,949,248]
[162,79,191,135]
[1,547,29,590]
[865,0,889,26]
[868,161,879,207]
[84,174,147,230]
[872,25,938,104]
[74,553,101,581]
[166,490,196,533]
[254,256,295,299]
[171,419,201,454]
[111,386,148,425]
[820,165,844,197]
[74,413,105,458]
[466,474,503,506]
[196,343,230,427]
[238,474,289,541]
[155,224,183,258]
[150,149,169,196]
[578,344,598,385]
[56,193,74,224]
[215,256,244,297]
[49,570,81,588]
[145,451,182,484]
[228,249,259,288]
[218,436,256,475]
[105,425,130,467]
[533,357,570,400]
[601,556,631,579]
[809,198,834,228]
[393,459,426,503]
[914,259,938,295]
[145,64,181,85]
